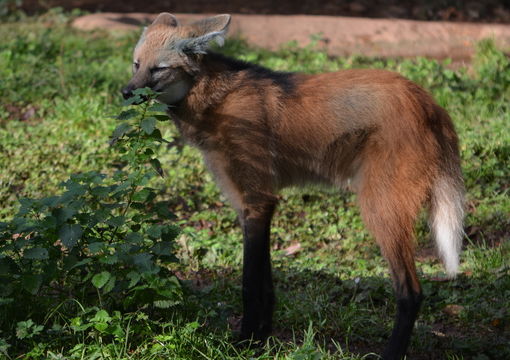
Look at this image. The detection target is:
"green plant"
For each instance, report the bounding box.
[0,0,22,18]
[0,13,509,358]
[0,88,182,348]
[473,38,510,103]
[16,319,43,340]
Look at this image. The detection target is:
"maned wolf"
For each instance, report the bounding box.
[121,13,464,360]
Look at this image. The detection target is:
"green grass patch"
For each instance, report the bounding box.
[0,10,509,360]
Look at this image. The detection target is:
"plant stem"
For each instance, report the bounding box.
[109,99,151,242]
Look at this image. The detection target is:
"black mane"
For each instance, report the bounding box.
[205,51,299,94]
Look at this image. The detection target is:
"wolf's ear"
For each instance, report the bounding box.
[189,14,231,37]
[177,14,231,54]
[152,12,179,27]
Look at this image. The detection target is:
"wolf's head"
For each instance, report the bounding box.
[121,13,231,104]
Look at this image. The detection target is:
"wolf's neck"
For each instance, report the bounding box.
[175,52,245,117]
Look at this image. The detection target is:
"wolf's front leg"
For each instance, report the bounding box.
[239,205,275,342]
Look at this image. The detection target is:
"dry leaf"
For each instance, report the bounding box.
[443,304,464,316]
[284,242,301,256]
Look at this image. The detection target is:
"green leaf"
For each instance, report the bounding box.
[68,199,86,213]
[24,247,49,260]
[11,234,30,250]
[59,224,83,249]
[0,298,13,306]
[92,271,111,289]
[88,208,111,226]
[70,317,92,332]
[162,224,180,241]
[88,242,104,253]
[11,217,32,234]
[94,322,109,332]
[148,128,169,143]
[90,186,110,198]
[102,275,116,294]
[100,254,119,265]
[62,255,78,271]
[52,206,77,224]
[40,215,57,230]
[153,114,171,121]
[130,201,145,210]
[64,178,88,193]
[132,213,152,224]
[132,253,154,272]
[126,271,141,288]
[147,225,162,239]
[122,95,142,106]
[154,201,174,219]
[107,323,125,338]
[111,122,132,140]
[151,241,173,256]
[16,320,43,339]
[106,216,126,227]
[153,300,179,308]
[69,258,92,270]
[116,108,139,120]
[116,242,133,255]
[141,117,157,135]
[133,87,154,96]
[150,158,164,177]
[91,309,111,325]
[156,284,179,298]
[18,198,36,215]
[22,274,42,295]
[41,195,60,207]
[132,188,156,203]
[0,258,18,275]
[43,262,58,280]
[148,103,169,112]
[126,232,143,244]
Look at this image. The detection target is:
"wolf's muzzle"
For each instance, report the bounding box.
[121,86,134,100]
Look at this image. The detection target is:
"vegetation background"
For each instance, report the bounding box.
[0,3,509,360]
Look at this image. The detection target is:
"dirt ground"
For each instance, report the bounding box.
[21,0,510,23]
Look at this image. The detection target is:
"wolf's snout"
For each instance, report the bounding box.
[121,86,133,100]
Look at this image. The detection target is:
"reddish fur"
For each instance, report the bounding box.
[123,15,464,358]
[169,59,461,293]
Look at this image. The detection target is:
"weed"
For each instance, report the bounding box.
[0,88,183,356]
[0,11,508,359]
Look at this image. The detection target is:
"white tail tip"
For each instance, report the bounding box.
[429,177,464,278]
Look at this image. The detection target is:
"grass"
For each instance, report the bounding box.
[0,9,509,359]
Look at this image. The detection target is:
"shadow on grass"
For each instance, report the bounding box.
[181,265,510,359]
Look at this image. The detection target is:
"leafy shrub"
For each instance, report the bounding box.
[473,38,510,103]
[0,88,182,348]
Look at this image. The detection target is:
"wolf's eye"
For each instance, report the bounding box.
[133,62,140,72]
[150,66,170,74]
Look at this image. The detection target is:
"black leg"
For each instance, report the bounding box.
[382,276,423,360]
[239,214,274,342]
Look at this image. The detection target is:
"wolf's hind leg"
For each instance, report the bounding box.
[358,179,426,359]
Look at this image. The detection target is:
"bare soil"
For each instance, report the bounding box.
[72,12,510,62]
[21,0,510,24]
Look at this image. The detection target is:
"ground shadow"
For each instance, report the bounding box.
[183,265,509,360]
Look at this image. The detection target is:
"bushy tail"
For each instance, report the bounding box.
[428,175,465,277]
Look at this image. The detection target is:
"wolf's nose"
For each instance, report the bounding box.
[121,86,133,100]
